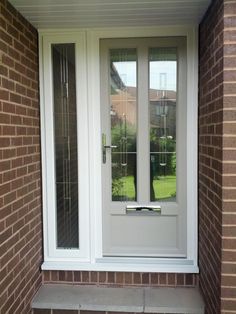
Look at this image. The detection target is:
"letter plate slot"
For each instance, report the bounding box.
[126,205,161,214]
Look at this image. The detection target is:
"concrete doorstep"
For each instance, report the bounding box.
[32,284,204,314]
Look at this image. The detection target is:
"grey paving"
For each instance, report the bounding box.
[144,287,205,313]
[32,284,205,313]
[32,284,144,312]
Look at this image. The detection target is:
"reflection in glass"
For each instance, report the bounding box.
[110,49,137,201]
[52,44,79,248]
[149,48,177,201]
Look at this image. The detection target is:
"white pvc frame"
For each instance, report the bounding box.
[39,26,198,273]
[40,32,90,261]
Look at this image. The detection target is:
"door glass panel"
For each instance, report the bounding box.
[52,43,79,248]
[110,49,137,201]
[149,48,177,202]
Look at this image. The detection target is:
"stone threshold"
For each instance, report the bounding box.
[32,284,204,314]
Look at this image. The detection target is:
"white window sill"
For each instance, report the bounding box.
[41,258,199,273]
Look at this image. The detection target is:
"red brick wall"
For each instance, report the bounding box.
[221,1,236,313]
[199,0,236,313]
[2,0,236,313]
[199,0,224,313]
[0,1,42,313]
[42,271,198,288]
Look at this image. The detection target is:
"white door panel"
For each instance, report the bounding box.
[103,215,179,256]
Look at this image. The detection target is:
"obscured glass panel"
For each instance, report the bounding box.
[110,49,137,201]
[52,43,79,248]
[149,48,177,201]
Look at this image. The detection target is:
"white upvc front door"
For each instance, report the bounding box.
[100,37,187,258]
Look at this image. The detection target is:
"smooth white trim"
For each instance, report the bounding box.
[41,260,199,273]
[39,34,49,260]
[39,25,198,272]
[38,25,198,34]
[186,27,198,266]
[86,30,103,262]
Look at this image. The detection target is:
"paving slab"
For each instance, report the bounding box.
[144,287,205,314]
[32,284,144,312]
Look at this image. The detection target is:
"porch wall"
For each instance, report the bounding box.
[199,1,224,313]
[221,1,236,312]
[0,0,42,313]
[199,0,236,313]
[1,0,236,312]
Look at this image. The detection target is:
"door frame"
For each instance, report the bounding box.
[39,25,198,273]
[87,25,198,270]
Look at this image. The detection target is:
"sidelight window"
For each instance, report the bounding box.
[52,44,79,249]
[41,33,89,260]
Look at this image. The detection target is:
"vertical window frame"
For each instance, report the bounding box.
[40,33,90,261]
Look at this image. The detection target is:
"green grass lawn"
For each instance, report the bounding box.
[152,175,176,200]
[112,175,176,201]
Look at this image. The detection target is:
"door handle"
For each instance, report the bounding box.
[104,145,117,149]
[102,133,117,163]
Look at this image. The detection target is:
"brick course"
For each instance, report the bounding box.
[42,271,198,288]
[0,0,42,313]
